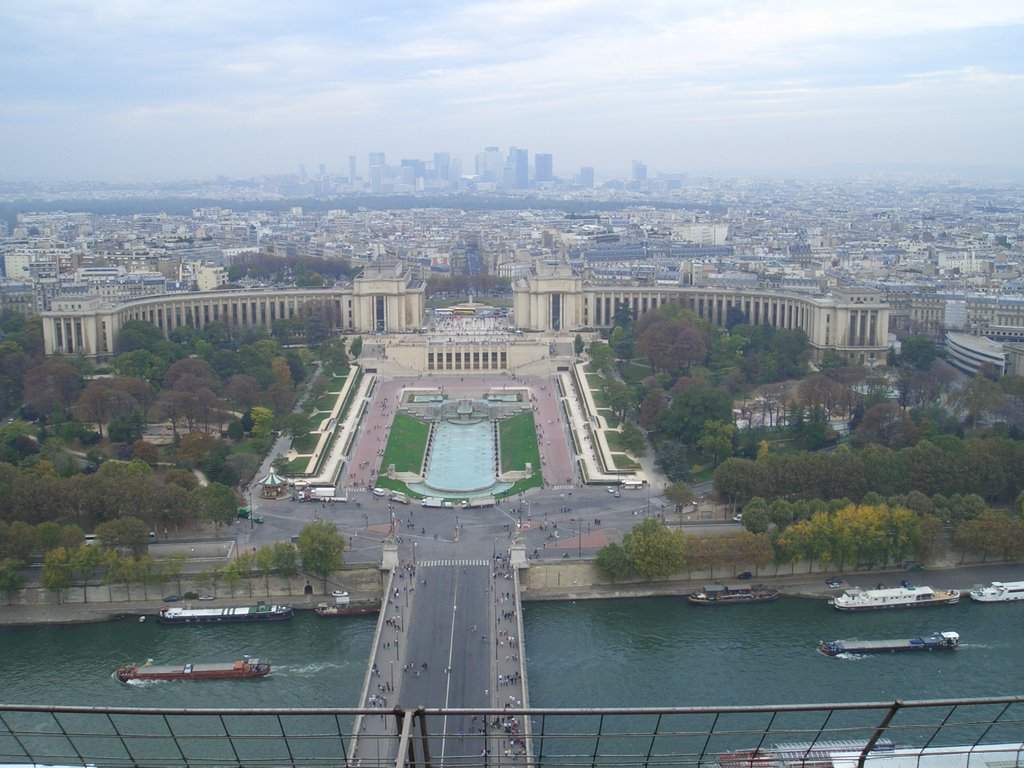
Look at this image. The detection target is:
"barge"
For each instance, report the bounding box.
[829,582,959,611]
[314,591,381,617]
[818,631,960,657]
[116,657,270,682]
[157,601,293,624]
[968,581,1024,603]
[688,583,780,605]
[719,738,895,768]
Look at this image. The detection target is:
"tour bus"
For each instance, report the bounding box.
[389,491,411,505]
[621,478,645,490]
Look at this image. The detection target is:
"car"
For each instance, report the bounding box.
[733,513,743,522]
[198,594,215,601]
[825,577,844,589]
[162,595,180,602]
[613,491,620,498]
[372,487,387,497]
[737,571,752,580]
[606,486,616,493]
[252,515,264,524]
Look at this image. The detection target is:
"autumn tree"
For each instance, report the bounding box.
[296,519,346,591]
[621,518,686,580]
[594,543,634,581]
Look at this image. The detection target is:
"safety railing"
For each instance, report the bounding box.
[1,696,1022,768]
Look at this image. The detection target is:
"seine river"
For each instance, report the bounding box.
[2,596,1022,709]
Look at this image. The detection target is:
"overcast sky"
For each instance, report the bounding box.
[2,0,1023,181]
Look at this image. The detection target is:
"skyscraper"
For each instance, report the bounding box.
[535,153,553,183]
[476,147,503,183]
[508,146,529,189]
[348,155,357,183]
[632,160,648,183]
[579,167,595,188]
[434,152,451,183]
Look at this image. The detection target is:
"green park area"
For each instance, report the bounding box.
[380,413,431,473]
[498,412,540,473]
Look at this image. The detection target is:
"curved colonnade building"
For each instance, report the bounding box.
[513,266,888,364]
[41,263,888,366]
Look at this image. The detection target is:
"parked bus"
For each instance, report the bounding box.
[621,478,645,490]
[452,306,477,316]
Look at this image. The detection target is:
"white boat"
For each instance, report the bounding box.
[829,583,959,611]
[968,580,1024,602]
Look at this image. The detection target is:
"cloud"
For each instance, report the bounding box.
[1,0,1022,178]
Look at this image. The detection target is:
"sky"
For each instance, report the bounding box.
[2,0,1023,181]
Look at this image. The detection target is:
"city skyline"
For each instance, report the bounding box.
[2,1,1023,181]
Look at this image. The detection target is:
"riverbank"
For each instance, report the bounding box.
[3,561,1022,626]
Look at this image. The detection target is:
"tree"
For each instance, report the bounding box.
[594,543,634,581]
[900,336,939,370]
[250,406,274,438]
[0,557,25,602]
[573,334,585,357]
[22,362,81,417]
[187,483,239,527]
[950,377,1003,426]
[588,340,614,371]
[115,320,165,354]
[74,381,116,437]
[131,440,160,466]
[619,422,647,457]
[177,432,219,466]
[296,519,346,590]
[348,336,363,359]
[41,546,73,602]
[226,374,262,411]
[664,481,695,521]
[697,420,734,468]
[621,518,686,580]
[95,517,151,559]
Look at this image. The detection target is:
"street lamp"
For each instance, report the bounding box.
[413,541,417,567]
[390,660,394,689]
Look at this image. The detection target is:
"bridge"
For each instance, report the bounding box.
[351,543,533,765]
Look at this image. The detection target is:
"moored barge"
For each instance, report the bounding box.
[968,580,1024,603]
[829,583,959,611]
[818,631,959,657]
[718,738,895,768]
[314,591,381,617]
[158,601,293,624]
[688,583,780,605]
[116,657,270,682]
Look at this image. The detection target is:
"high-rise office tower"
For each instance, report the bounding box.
[632,160,648,183]
[535,153,553,183]
[368,152,386,170]
[508,146,529,189]
[434,152,451,182]
[579,167,595,188]
[476,147,503,183]
[348,155,357,183]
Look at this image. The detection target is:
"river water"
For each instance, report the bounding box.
[2,596,1021,709]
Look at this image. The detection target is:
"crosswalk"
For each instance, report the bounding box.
[416,559,490,568]
[550,484,575,491]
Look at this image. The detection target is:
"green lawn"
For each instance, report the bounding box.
[291,431,321,453]
[380,413,431,473]
[604,430,626,452]
[498,412,541,473]
[617,359,651,385]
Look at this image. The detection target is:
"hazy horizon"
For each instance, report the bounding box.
[3,1,1023,182]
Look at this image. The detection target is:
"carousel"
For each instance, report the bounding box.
[256,471,288,499]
